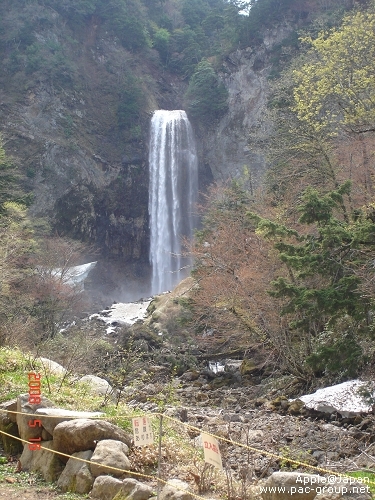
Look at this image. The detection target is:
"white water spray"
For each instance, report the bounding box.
[149,110,198,295]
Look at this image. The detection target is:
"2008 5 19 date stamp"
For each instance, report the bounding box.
[27,372,42,451]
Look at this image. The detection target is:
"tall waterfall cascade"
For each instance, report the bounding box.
[149,110,198,295]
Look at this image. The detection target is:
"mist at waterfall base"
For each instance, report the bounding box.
[149,110,198,296]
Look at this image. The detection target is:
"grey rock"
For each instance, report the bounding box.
[56,450,94,493]
[261,472,319,500]
[36,407,104,435]
[20,440,64,482]
[0,410,22,454]
[180,371,200,382]
[90,439,130,478]
[224,360,242,373]
[53,418,132,460]
[41,428,53,441]
[159,478,193,500]
[79,375,115,397]
[113,478,154,500]
[241,429,264,442]
[0,399,17,423]
[16,393,55,443]
[37,357,67,375]
[91,475,123,500]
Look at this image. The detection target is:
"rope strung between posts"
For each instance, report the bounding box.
[0,428,207,500]
[1,408,374,486]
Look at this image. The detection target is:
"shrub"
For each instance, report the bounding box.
[184,59,228,124]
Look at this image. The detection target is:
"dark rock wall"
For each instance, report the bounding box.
[54,160,150,262]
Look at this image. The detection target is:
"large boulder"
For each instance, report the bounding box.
[53,418,132,461]
[91,475,123,500]
[16,393,55,443]
[79,375,115,397]
[113,478,154,500]
[89,439,130,478]
[20,440,64,482]
[0,400,22,454]
[0,399,17,423]
[260,472,319,500]
[36,408,104,435]
[0,417,22,454]
[37,358,67,376]
[159,479,193,500]
[240,359,259,376]
[56,450,94,494]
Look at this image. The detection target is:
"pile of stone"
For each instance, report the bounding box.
[0,394,194,500]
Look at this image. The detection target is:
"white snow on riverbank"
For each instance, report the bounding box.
[297,380,375,417]
[90,298,152,334]
[51,261,97,288]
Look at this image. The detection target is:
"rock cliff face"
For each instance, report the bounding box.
[199,26,293,189]
[0,1,155,264]
[0,1,307,280]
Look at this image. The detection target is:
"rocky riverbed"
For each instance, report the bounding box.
[8,285,372,499]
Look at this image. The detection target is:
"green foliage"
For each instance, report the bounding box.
[279,445,315,470]
[24,40,75,84]
[240,0,295,46]
[347,472,375,495]
[185,59,228,124]
[31,0,150,49]
[168,27,204,76]
[117,74,145,129]
[38,329,115,379]
[252,182,375,376]
[0,141,17,212]
[297,181,351,225]
[63,114,74,138]
[181,0,210,28]
[306,332,363,378]
[155,0,241,75]
[267,30,300,80]
[152,27,171,64]
[1,0,241,86]
[293,11,375,134]
[99,0,151,50]
[110,14,150,50]
[0,347,36,399]
[0,144,36,346]
[42,0,99,18]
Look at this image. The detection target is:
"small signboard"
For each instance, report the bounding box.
[132,416,154,446]
[201,432,223,470]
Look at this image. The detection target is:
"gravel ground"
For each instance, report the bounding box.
[0,484,62,500]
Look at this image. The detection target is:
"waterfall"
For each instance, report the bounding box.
[149,110,198,295]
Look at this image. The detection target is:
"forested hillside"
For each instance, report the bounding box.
[187,0,375,384]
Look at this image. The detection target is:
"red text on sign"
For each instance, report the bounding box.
[27,373,42,450]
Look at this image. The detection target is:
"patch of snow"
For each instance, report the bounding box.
[52,261,97,286]
[209,361,225,374]
[296,380,375,417]
[90,298,152,330]
[106,326,117,335]
[59,320,76,333]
